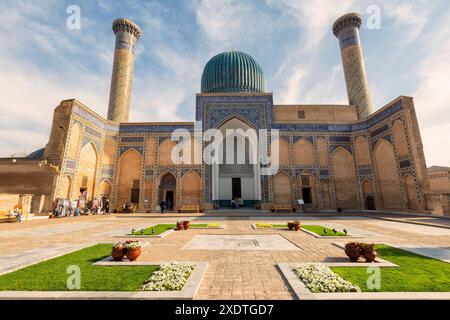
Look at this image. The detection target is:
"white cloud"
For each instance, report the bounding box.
[412,21,450,166]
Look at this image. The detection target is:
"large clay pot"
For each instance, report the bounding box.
[362,250,377,263]
[111,247,125,261]
[345,246,361,262]
[126,247,142,261]
[176,222,184,230]
[183,221,191,230]
[287,222,294,230]
[293,223,301,231]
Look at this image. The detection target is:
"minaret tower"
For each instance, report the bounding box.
[333,13,372,119]
[107,18,141,123]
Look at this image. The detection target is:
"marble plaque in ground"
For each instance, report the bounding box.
[182,235,301,251]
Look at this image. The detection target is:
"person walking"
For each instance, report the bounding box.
[160,200,166,214]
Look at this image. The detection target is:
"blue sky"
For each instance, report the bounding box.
[0,0,449,166]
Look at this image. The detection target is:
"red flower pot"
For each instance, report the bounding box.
[362,250,377,262]
[111,247,126,261]
[176,222,184,230]
[293,224,301,231]
[183,221,191,230]
[345,246,361,262]
[126,247,141,261]
[287,222,294,230]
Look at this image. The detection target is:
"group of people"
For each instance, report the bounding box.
[52,197,110,218]
[8,207,24,223]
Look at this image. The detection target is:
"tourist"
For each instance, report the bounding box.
[160,200,166,214]
[104,200,110,214]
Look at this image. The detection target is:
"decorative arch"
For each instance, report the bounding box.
[181,171,201,205]
[158,139,176,165]
[102,136,117,166]
[331,147,358,209]
[404,174,418,210]
[316,137,328,166]
[67,123,81,159]
[362,180,375,210]
[392,119,409,156]
[374,139,402,209]
[99,179,112,199]
[215,114,257,131]
[294,138,314,165]
[354,136,371,165]
[117,148,142,208]
[296,171,317,205]
[276,138,290,166]
[158,172,177,210]
[75,142,98,201]
[272,171,293,204]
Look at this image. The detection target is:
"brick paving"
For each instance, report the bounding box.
[0,214,449,300]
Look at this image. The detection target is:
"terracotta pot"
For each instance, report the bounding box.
[111,247,125,261]
[287,222,294,230]
[362,250,377,262]
[176,222,184,230]
[183,221,190,230]
[293,224,301,231]
[345,247,361,262]
[126,247,141,261]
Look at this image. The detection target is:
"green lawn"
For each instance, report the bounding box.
[302,225,347,236]
[129,224,210,235]
[331,245,450,292]
[0,244,158,291]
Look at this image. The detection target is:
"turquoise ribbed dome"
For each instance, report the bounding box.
[201,50,266,93]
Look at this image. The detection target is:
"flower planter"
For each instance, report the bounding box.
[362,250,377,262]
[183,221,190,230]
[344,243,361,262]
[287,222,294,230]
[176,222,184,230]
[111,247,126,261]
[293,223,301,231]
[126,247,142,261]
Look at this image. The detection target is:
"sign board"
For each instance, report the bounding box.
[297,199,305,205]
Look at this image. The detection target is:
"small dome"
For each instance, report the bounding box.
[201,50,266,93]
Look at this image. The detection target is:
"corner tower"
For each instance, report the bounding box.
[333,13,372,119]
[107,18,141,123]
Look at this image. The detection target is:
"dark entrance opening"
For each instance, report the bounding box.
[130,189,140,204]
[365,196,375,210]
[165,191,174,210]
[232,178,242,199]
[302,188,312,204]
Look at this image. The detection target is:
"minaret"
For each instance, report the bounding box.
[107,18,141,123]
[333,13,372,119]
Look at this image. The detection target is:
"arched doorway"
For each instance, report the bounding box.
[331,147,358,209]
[76,142,98,202]
[181,171,201,205]
[272,171,293,204]
[362,180,376,210]
[117,149,142,208]
[159,173,176,210]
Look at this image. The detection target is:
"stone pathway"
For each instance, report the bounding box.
[0,213,449,299]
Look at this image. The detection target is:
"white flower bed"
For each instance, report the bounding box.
[141,263,195,291]
[293,265,361,293]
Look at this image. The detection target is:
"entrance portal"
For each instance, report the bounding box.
[159,173,176,210]
[232,178,242,199]
[365,196,375,210]
[165,191,174,210]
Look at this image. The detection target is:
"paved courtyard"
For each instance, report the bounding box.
[0,213,449,299]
